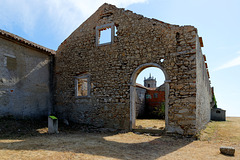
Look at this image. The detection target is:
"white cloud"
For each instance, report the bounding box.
[214,51,240,71]
[0,0,39,36]
[0,0,148,39]
[44,0,148,37]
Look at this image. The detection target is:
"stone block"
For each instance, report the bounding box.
[220,146,235,156]
[179,108,188,113]
[181,97,196,103]
[48,116,59,134]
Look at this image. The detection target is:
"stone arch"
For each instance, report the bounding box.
[130,63,170,130]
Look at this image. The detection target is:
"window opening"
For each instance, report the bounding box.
[96,23,115,46]
[176,32,180,40]
[99,27,111,44]
[114,26,118,36]
[75,75,90,97]
[4,54,16,70]
[146,94,151,99]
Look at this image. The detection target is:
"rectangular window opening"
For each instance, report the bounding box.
[4,55,17,70]
[77,78,88,96]
[75,75,90,97]
[96,23,116,46]
[99,27,112,44]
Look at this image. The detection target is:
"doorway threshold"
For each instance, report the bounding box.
[133,128,165,135]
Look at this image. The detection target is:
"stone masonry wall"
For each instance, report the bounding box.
[196,36,212,131]
[54,3,203,135]
[0,37,51,119]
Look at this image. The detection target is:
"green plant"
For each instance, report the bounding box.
[151,103,165,119]
[213,94,217,108]
[49,116,58,120]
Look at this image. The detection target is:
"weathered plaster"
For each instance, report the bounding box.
[0,37,51,119]
[196,35,212,131]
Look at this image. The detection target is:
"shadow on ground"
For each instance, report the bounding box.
[0,118,194,160]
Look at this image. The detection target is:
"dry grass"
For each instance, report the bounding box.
[200,117,240,143]
[135,119,165,129]
[0,117,239,160]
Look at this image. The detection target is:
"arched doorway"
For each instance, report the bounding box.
[130,63,170,131]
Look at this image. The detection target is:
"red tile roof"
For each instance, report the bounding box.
[136,83,156,90]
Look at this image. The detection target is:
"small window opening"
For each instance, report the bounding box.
[4,54,16,70]
[146,94,151,99]
[216,110,221,114]
[176,32,180,40]
[114,26,118,36]
[99,27,112,44]
[96,23,116,46]
[75,75,90,97]
[154,93,158,98]
[77,78,88,96]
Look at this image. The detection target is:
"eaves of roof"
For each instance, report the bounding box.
[0,29,56,55]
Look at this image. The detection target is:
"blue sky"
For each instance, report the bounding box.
[0,0,239,116]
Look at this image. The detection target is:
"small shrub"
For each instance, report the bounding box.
[150,103,165,119]
[213,94,217,108]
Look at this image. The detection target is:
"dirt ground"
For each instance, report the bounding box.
[0,117,239,160]
[135,119,165,129]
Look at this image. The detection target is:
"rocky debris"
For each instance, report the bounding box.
[220,146,235,156]
[137,125,143,129]
[144,133,150,136]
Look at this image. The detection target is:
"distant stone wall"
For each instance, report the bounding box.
[0,37,51,119]
[135,86,146,118]
[54,3,209,135]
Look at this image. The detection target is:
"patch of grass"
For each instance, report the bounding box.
[200,117,240,143]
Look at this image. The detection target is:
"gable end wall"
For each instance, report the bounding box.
[54,3,206,135]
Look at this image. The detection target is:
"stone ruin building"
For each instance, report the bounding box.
[54,3,213,135]
[0,3,213,135]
